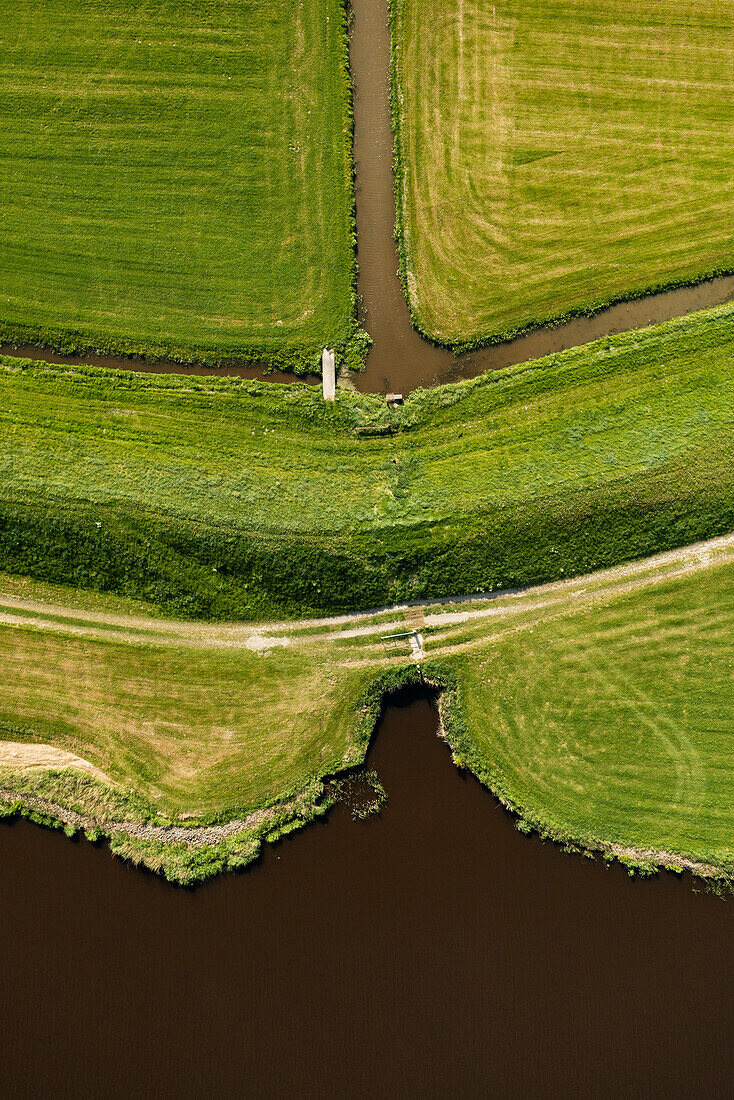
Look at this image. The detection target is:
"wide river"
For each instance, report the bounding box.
[3,1,734,1094]
[3,692,734,1096]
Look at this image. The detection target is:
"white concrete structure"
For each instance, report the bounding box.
[321,348,336,401]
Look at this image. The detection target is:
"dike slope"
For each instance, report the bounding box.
[1,301,734,623]
[3,534,734,884]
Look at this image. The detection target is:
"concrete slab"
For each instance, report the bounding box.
[322,348,336,400]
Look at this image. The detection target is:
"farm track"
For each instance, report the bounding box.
[3,533,734,661]
[4,532,734,865]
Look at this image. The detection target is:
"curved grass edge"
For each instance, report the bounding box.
[0,663,432,884]
[0,664,399,884]
[436,666,734,890]
[2,658,731,887]
[0,776,330,885]
[387,0,734,354]
[6,441,734,623]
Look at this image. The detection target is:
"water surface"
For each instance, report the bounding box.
[2,693,734,1098]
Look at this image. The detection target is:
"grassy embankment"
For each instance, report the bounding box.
[0,585,381,882]
[2,302,734,621]
[2,301,734,882]
[3,534,734,883]
[390,0,734,347]
[0,0,363,372]
[453,549,734,879]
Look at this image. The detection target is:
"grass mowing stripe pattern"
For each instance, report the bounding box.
[455,560,734,871]
[0,0,359,370]
[4,538,734,881]
[392,0,734,346]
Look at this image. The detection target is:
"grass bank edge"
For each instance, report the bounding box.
[0,662,417,884]
[388,0,734,352]
[438,672,734,889]
[10,455,734,623]
[3,656,731,888]
[0,770,329,885]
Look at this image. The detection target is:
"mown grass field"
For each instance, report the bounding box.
[2,302,733,619]
[3,535,734,881]
[455,550,734,875]
[392,0,734,346]
[0,0,358,370]
[0,568,401,880]
[0,618,371,819]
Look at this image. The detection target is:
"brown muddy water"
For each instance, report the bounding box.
[348,0,734,394]
[1,0,732,394]
[3,690,734,1099]
[4,3,734,1093]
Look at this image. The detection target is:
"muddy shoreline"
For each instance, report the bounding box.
[0,784,292,848]
[1,774,727,884]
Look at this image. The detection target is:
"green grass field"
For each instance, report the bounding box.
[3,534,734,881]
[454,550,734,875]
[2,301,733,619]
[0,619,371,819]
[0,0,359,370]
[392,0,734,346]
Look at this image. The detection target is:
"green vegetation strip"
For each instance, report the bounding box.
[2,535,734,883]
[391,0,734,346]
[2,302,734,620]
[0,0,363,371]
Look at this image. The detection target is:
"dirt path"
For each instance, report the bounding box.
[2,532,734,660]
[0,743,111,783]
[3,532,734,867]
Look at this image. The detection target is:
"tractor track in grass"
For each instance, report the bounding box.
[3,532,734,866]
[2,533,734,661]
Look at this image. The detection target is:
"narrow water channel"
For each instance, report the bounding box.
[2,693,734,1098]
[1,0,732,391]
[3,9,734,1093]
[348,0,734,393]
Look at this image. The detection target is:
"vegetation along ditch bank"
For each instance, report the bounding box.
[0,0,364,374]
[351,0,734,391]
[3,0,734,889]
[2,0,733,391]
[2,301,733,621]
[3,534,734,883]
